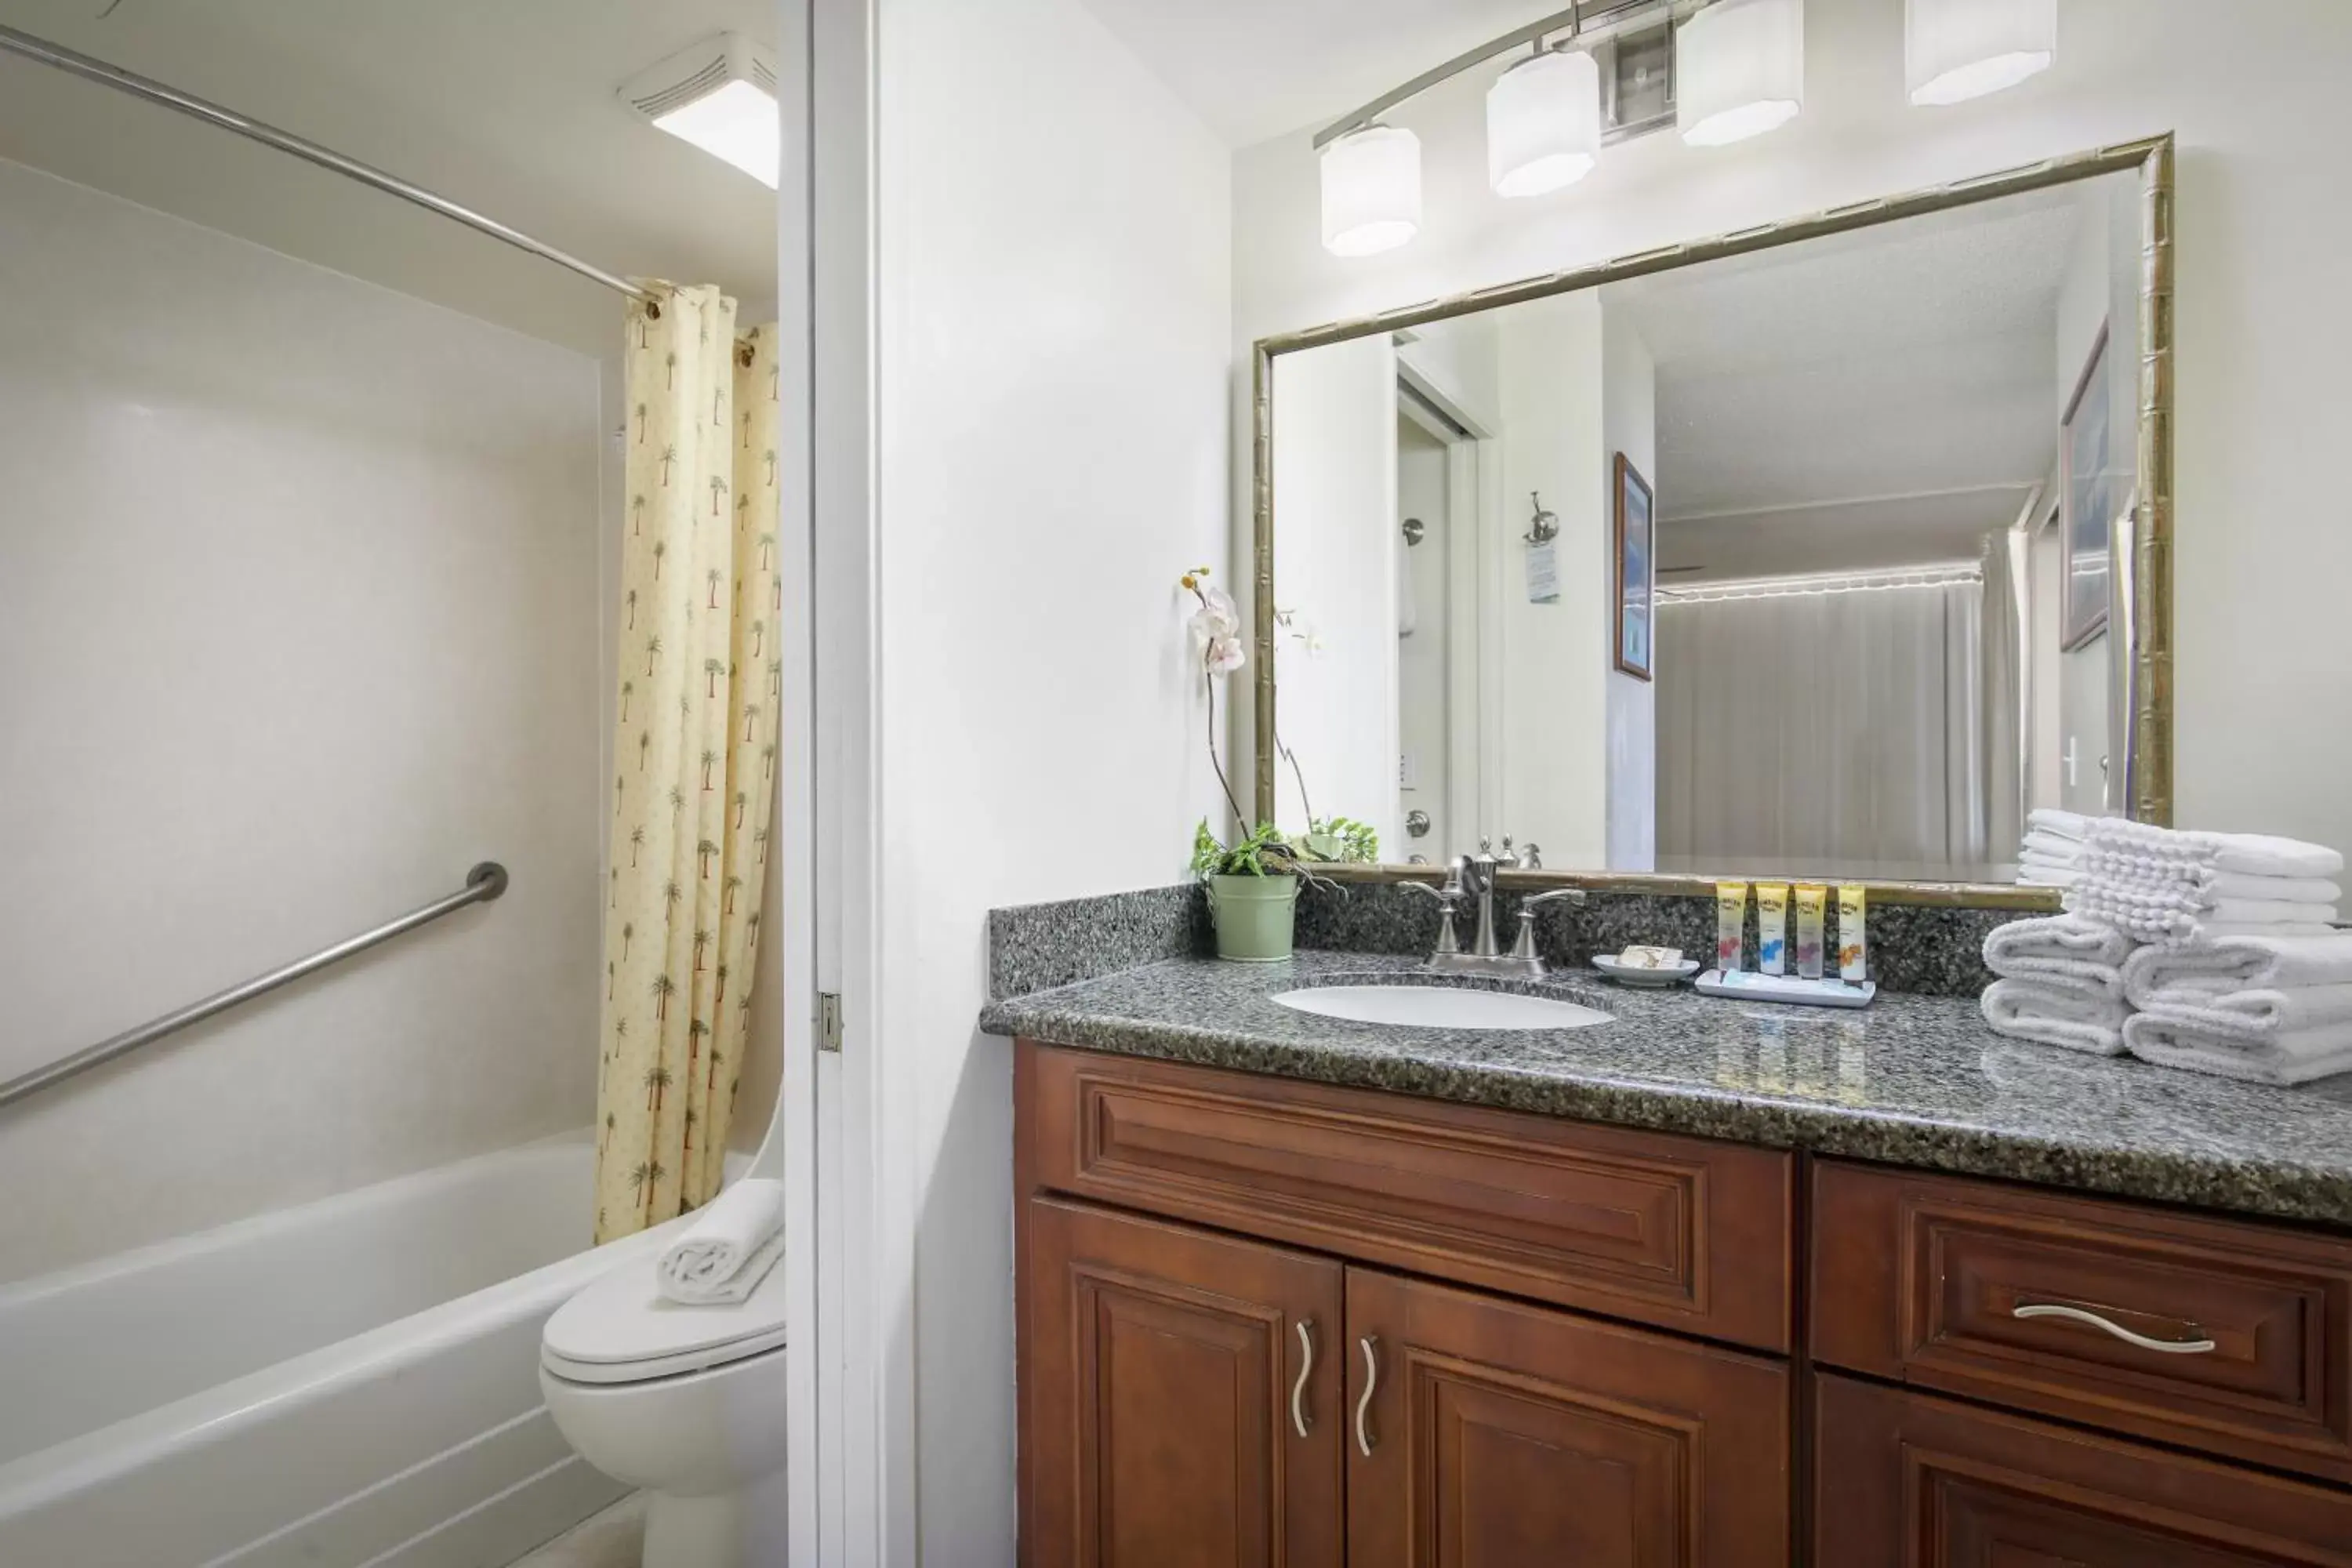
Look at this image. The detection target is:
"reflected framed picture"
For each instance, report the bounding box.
[2061,322,2113,651]
[1613,452,1654,681]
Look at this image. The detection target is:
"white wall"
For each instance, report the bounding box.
[1494,293,1610,864]
[1271,335,1400,841]
[1602,305,1657,869]
[873,0,1231,1555]
[0,157,604,1282]
[1235,0,2352,852]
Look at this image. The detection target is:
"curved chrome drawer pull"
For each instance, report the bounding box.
[1355,1336,1381,1457]
[1291,1320,1316,1439]
[2013,1301,2217,1354]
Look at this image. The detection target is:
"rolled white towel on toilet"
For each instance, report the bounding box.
[1982,978,2128,1055]
[658,1178,786,1305]
[2122,1013,2352,1086]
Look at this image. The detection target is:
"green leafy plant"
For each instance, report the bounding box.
[1294,815,1378,865]
[1191,819,1298,879]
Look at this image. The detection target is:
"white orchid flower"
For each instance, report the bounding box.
[1189,584,1241,646]
[1203,633,1247,674]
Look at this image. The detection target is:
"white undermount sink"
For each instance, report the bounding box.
[1272,985,1613,1031]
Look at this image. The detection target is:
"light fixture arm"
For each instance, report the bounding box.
[1312,0,1697,149]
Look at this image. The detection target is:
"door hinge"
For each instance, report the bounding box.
[817,991,844,1053]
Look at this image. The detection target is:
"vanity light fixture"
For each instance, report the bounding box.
[1488,46,1603,198]
[1320,124,1423,256]
[1676,0,1805,147]
[1905,0,2056,106]
[619,33,780,188]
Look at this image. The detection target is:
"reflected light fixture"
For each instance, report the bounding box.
[1676,0,1805,147]
[620,33,781,188]
[1487,46,1602,198]
[1906,0,2056,106]
[1320,125,1422,256]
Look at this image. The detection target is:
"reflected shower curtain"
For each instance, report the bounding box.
[1655,576,1994,871]
[594,285,785,1242]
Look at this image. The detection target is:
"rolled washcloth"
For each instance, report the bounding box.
[1981,913,2131,995]
[657,1178,786,1305]
[2122,934,2352,1038]
[1983,978,2128,1055]
[2079,818,2346,881]
[2122,1014,2352,1086]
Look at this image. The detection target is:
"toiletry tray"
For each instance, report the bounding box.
[1695,970,1877,1009]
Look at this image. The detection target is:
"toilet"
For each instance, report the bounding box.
[539,1254,789,1568]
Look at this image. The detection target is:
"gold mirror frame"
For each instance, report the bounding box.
[1250,135,2173,910]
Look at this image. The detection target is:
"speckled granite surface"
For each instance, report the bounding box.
[979,950,2352,1227]
[987,884,1208,1000]
[1297,880,2004,997]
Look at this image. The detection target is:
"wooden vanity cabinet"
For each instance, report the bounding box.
[1014,1040,2352,1566]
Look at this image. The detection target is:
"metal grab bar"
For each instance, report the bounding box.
[0,862,508,1113]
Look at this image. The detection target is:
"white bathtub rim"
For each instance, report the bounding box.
[0,1127,593,1310]
[0,1158,744,1523]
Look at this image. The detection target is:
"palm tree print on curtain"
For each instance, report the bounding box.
[594,286,787,1242]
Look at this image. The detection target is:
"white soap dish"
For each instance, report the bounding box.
[1695,969,1877,1009]
[1591,954,1700,988]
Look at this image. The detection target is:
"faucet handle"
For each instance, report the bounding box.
[1396,878,1464,956]
[1507,887,1588,964]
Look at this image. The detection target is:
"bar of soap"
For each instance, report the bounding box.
[1617,946,1683,970]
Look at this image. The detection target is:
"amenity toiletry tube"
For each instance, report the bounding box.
[1838,884,1868,983]
[1715,882,1748,974]
[1795,885,1828,980]
[1756,884,1791,976]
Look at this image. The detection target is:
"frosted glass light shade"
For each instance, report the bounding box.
[1487,49,1602,199]
[1320,125,1422,256]
[1906,0,2055,106]
[1677,0,1805,147]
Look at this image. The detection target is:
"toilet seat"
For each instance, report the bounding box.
[541,1254,789,1385]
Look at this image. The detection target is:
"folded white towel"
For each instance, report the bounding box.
[2017,858,2081,890]
[2122,1013,2352,1085]
[2082,818,2345,880]
[2065,886,2339,947]
[2118,982,2352,1044]
[657,1178,786,1305]
[2023,829,2085,864]
[2122,931,2352,998]
[1983,978,2128,1055]
[2028,808,2095,842]
[1982,913,2132,975]
[2073,855,2341,906]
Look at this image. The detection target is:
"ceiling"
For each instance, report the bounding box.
[1603,189,2090,579]
[1077,0,1569,146]
[0,0,776,354]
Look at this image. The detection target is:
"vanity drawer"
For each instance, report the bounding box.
[1018,1040,1793,1352]
[1811,1160,2352,1484]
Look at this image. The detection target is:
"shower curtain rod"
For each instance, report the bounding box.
[0,20,663,308]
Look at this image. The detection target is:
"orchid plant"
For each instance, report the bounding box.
[1179,568,1378,877]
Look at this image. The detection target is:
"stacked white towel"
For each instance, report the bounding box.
[1980,914,2132,1054]
[2119,933,2352,1085]
[2063,818,2343,947]
[656,1178,786,1305]
[2016,808,2090,889]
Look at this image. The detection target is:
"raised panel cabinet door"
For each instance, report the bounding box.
[1023,1197,1346,1568]
[1815,1374,2352,1566]
[1343,1269,1790,1567]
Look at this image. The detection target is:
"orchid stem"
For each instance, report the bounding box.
[1203,670,1247,832]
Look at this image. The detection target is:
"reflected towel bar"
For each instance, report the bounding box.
[0,862,508,1112]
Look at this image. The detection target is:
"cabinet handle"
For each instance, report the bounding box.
[1355,1336,1380,1457]
[1290,1319,1316,1438]
[2013,1301,2217,1355]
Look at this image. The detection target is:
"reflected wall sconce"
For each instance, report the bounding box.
[1316,0,2057,257]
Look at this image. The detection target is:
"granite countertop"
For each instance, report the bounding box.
[979,949,2352,1228]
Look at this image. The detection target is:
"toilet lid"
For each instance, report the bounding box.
[541,1254,789,1385]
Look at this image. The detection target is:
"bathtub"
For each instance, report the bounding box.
[0,1134,717,1567]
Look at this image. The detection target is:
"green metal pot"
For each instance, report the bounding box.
[1206,873,1299,963]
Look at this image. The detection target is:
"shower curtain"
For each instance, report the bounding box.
[594,285,784,1242]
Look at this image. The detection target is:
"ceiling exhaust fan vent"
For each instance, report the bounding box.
[619,32,780,187]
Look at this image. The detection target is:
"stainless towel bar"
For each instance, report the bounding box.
[0,862,508,1112]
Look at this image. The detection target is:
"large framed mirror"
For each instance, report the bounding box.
[1254,136,2172,898]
